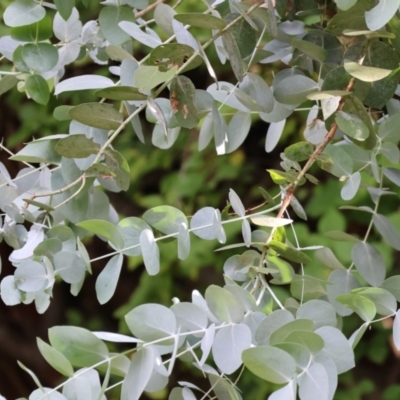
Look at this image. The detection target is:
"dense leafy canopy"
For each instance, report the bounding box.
[1,0,400,399]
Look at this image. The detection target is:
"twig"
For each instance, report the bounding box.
[274,77,356,222]
[134,0,165,19]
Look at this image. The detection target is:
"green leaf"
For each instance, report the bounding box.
[55,75,114,95]
[76,219,125,249]
[326,0,375,35]
[104,148,130,191]
[134,65,178,91]
[343,29,395,39]
[10,15,52,41]
[365,0,400,32]
[381,276,400,302]
[352,242,386,286]
[267,169,297,185]
[22,43,58,73]
[55,135,101,158]
[307,90,350,100]
[361,41,400,109]
[373,213,400,251]
[174,13,226,30]
[37,337,74,377]
[14,261,48,292]
[238,73,274,113]
[342,95,375,148]
[170,76,199,129]
[208,375,241,400]
[258,187,274,203]
[267,255,294,284]
[251,216,292,228]
[284,142,314,162]
[324,231,360,242]
[54,0,74,20]
[99,6,136,45]
[291,275,328,301]
[53,251,86,284]
[106,45,135,61]
[205,285,245,323]
[352,287,397,316]
[68,103,123,130]
[139,229,160,276]
[94,86,147,101]
[85,163,115,179]
[322,145,353,178]
[335,111,369,141]
[387,16,400,54]
[268,240,311,264]
[242,346,296,384]
[344,61,392,82]
[269,319,314,345]
[10,136,63,164]
[293,39,329,63]
[34,238,62,258]
[225,111,252,153]
[225,12,257,59]
[349,322,369,349]
[336,0,357,10]
[3,0,46,27]
[221,31,244,83]
[25,75,50,105]
[119,21,161,48]
[12,45,30,73]
[125,304,176,344]
[148,43,198,72]
[336,294,376,321]
[143,205,188,235]
[378,113,400,142]
[274,75,318,105]
[95,254,123,304]
[341,172,361,201]
[121,347,155,400]
[284,330,325,354]
[296,299,337,329]
[393,310,400,351]
[154,3,176,35]
[0,75,18,96]
[49,326,109,368]
[53,106,73,121]
[24,199,54,212]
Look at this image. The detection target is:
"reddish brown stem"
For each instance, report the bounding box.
[275,77,356,220]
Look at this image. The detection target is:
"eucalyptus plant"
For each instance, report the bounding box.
[1,0,400,399]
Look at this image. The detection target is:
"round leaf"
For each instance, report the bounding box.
[22,43,59,73]
[125,304,177,345]
[242,345,296,384]
[25,75,50,105]
[4,0,45,27]
[68,103,123,130]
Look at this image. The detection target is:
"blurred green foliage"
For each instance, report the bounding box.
[0,0,400,399]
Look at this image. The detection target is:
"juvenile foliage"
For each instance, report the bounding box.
[0,0,400,399]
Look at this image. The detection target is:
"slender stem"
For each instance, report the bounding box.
[92,103,146,163]
[269,77,356,237]
[53,176,87,210]
[0,70,20,76]
[259,273,285,309]
[134,0,165,19]
[0,141,35,169]
[363,170,383,243]
[90,203,282,262]
[28,176,83,200]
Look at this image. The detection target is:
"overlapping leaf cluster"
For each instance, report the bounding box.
[1,0,400,399]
